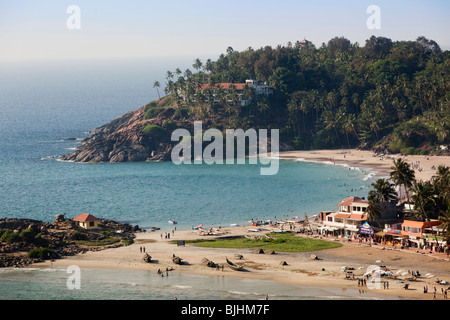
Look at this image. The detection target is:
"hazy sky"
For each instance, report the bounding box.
[1,0,449,62]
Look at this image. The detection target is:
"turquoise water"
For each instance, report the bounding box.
[0,59,379,300]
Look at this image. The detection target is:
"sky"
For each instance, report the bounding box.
[0,0,449,62]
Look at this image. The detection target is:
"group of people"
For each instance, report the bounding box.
[424,285,448,299]
[161,230,175,239]
[157,267,174,277]
[410,160,423,172]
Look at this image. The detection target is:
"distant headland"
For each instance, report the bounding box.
[61,36,449,163]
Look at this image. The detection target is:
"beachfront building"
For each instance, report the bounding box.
[193,79,273,107]
[401,219,444,248]
[319,196,401,238]
[73,213,100,230]
[320,197,369,237]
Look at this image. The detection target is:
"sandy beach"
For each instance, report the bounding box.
[35,224,449,300]
[33,149,449,300]
[277,149,450,182]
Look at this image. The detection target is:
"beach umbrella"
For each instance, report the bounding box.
[424,273,431,277]
[375,260,383,263]
[396,270,403,275]
[402,272,409,276]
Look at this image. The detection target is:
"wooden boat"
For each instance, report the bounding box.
[143,253,152,263]
[226,258,244,271]
[201,258,217,268]
[172,254,183,265]
[168,220,177,224]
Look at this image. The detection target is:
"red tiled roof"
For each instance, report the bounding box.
[402,220,441,228]
[335,213,350,219]
[199,83,247,91]
[337,197,368,207]
[73,213,100,222]
[349,214,367,220]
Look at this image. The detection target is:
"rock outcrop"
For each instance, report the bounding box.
[0,217,140,268]
[60,106,174,163]
[60,98,291,163]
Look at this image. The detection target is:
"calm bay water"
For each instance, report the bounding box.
[0,58,385,300]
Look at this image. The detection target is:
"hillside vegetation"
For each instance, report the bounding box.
[150,36,449,155]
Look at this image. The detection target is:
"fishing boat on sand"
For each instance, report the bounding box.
[226,257,244,271]
[201,258,217,268]
[172,254,183,265]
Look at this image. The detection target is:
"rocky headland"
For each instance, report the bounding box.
[0,216,141,268]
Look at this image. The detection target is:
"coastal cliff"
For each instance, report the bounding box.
[60,105,176,163]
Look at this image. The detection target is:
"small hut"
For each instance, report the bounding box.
[73,213,100,230]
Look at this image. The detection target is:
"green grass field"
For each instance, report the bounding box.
[184,232,342,253]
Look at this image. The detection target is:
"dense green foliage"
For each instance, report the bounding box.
[160,36,449,154]
[142,124,168,139]
[28,248,55,259]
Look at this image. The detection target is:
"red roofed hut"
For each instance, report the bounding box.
[73,213,100,229]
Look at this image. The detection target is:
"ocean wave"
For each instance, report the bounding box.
[227,290,260,296]
[171,285,192,289]
[363,172,376,181]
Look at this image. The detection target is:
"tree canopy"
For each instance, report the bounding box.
[155,35,449,154]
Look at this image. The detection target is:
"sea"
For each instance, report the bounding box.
[0,57,400,301]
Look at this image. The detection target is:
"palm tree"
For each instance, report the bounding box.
[153,81,161,100]
[411,180,435,221]
[390,158,415,203]
[438,209,450,246]
[432,165,450,217]
[193,58,203,72]
[366,197,382,227]
[370,178,398,203]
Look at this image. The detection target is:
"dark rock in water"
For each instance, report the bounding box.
[65,138,77,141]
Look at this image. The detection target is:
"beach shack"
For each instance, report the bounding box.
[73,213,101,230]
